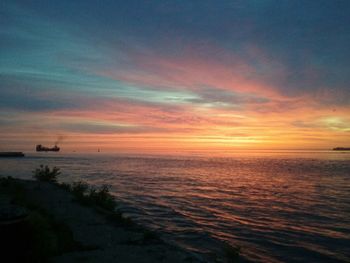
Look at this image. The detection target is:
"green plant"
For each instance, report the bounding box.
[71,181,89,197]
[26,211,59,259]
[1,179,89,262]
[32,165,60,183]
[88,185,116,211]
[68,182,116,211]
[22,208,93,261]
[60,181,127,225]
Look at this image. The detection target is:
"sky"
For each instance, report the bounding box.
[1,0,350,152]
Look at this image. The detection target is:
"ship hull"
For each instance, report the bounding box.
[36,145,60,152]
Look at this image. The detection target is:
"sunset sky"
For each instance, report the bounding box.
[1,1,350,152]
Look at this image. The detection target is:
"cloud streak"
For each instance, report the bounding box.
[1,0,350,151]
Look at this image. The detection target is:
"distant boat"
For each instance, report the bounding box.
[0,152,25,157]
[36,144,60,152]
[333,147,350,151]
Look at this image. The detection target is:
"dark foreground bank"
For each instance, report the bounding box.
[0,177,206,263]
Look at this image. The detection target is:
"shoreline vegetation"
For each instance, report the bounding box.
[0,165,240,263]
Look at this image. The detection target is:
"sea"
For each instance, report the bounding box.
[1,150,349,262]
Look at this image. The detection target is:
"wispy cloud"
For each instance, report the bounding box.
[1,0,350,151]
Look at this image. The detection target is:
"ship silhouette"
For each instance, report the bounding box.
[36,144,60,152]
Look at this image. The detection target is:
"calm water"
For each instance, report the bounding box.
[1,151,350,262]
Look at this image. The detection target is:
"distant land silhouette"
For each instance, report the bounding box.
[0,152,25,157]
[333,147,350,151]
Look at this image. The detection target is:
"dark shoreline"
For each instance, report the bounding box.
[1,177,206,263]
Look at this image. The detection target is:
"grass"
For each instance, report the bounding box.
[0,176,90,262]
[25,210,86,260]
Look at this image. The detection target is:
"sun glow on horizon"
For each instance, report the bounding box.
[1,1,350,152]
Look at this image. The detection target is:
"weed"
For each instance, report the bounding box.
[32,165,60,183]
[71,181,89,197]
[88,185,116,211]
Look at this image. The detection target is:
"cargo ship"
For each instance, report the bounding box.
[36,144,60,152]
